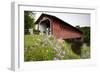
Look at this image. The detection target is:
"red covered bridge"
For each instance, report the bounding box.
[35,13,83,40]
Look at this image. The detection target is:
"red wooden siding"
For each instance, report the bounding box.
[52,20,82,39]
[52,20,62,39]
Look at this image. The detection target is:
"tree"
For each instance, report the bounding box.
[76,25,80,29]
[24,11,35,34]
[76,26,90,46]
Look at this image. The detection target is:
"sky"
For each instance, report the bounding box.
[34,12,90,27]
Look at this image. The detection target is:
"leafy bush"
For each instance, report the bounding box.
[81,45,90,59]
[24,34,80,61]
[24,35,56,61]
[78,26,90,46]
[24,11,36,35]
[24,35,33,48]
[71,40,83,55]
[24,46,56,61]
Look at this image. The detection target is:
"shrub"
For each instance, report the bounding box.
[81,45,90,59]
[61,42,80,59]
[24,34,56,61]
[24,34,81,61]
[24,35,33,48]
[24,46,56,61]
[71,40,83,55]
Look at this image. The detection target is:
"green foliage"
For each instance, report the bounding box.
[77,26,90,46]
[24,46,56,61]
[81,45,90,59]
[24,11,35,34]
[33,29,40,34]
[71,40,83,55]
[24,35,33,48]
[24,35,56,61]
[24,34,81,61]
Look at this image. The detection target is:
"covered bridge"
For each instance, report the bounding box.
[35,13,83,40]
